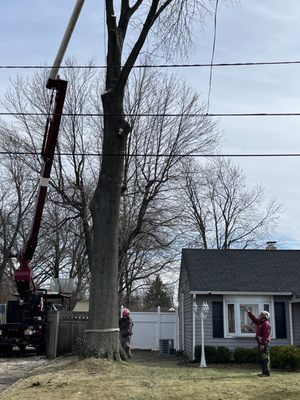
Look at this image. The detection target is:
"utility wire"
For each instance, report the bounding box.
[1,112,300,117]
[1,151,300,158]
[207,0,219,113]
[2,60,300,69]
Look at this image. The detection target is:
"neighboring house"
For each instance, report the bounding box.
[178,248,300,360]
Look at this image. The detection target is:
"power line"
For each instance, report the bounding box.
[1,151,300,158]
[207,0,219,113]
[1,112,300,117]
[1,60,300,69]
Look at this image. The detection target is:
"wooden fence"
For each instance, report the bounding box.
[46,311,88,358]
[46,308,178,358]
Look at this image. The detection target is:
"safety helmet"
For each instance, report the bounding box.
[260,310,270,320]
[122,308,130,317]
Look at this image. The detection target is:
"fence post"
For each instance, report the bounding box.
[52,310,60,358]
[156,306,161,349]
[0,304,6,324]
[175,306,179,350]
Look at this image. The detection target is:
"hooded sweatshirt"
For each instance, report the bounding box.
[248,311,271,345]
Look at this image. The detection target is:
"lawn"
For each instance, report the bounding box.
[1,350,299,400]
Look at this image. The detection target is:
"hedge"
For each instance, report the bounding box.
[270,345,300,370]
[194,345,231,363]
[194,345,300,369]
[233,347,259,364]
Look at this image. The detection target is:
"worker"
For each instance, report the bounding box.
[119,308,134,359]
[245,307,271,377]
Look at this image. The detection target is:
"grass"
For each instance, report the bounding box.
[1,350,300,400]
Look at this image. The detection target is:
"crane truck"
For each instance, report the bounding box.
[0,0,85,356]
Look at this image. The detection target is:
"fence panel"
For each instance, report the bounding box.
[57,311,88,356]
[0,304,6,324]
[47,308,178,357]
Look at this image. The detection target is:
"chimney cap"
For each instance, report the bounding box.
[266,241,277,250]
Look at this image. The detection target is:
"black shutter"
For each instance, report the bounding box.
[274,302,287,339]
[213,301,224,338]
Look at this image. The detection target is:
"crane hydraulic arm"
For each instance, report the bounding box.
[14,0,85,300]
[0,0,85,358]
[15,78,68,300]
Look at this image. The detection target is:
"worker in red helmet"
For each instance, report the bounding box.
[119,307,134,359]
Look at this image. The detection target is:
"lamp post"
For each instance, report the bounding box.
[193,301,209,368]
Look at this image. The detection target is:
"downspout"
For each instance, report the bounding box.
[181,292,185,351]
[192,293,196,359]
[289,301,294,345]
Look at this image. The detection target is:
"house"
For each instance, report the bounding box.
[178,248,300,359]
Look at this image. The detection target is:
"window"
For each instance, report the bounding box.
[224,296,273,337]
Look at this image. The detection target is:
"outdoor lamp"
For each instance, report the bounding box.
[201,302,209,318]
[193,302,198,315]
[193,301,209,368]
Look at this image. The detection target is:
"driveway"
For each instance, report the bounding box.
[0,356,49,394]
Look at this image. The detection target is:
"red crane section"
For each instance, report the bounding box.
[15,78,68,300]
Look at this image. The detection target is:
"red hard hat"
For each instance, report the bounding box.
[122,308,130,317]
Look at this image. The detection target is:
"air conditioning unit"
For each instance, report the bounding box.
[159,339,174,356]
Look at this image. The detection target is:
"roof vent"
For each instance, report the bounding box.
[266,241,277,250]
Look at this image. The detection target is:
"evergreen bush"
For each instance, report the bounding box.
[271,345,300,370]
[194,345,232,363]
[233,347,259,363]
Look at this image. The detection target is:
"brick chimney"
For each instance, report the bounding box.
[266,241,277,250]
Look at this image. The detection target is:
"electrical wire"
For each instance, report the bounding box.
[207,0,219,113]
[1,151,300,158]
[1,60,300,69]
[1,112,300,117]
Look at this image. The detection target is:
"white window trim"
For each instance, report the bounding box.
[223,295,275,338]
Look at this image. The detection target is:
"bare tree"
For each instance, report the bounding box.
[0,140,37,301]
[87,0,216,358]
[118,67,218,305]
[179,157,282,249]
[1,61,100,298]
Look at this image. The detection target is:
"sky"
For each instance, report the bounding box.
[1,0,300,249]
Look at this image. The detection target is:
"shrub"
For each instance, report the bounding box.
[72,335,88,358]
[233,347,259,364]
[271,346,300,370]
[194,345,216,363]
[215,346,232,363]
[194,345,232,363]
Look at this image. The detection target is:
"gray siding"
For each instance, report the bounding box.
[193,295,292,354]
[292,303,300,346]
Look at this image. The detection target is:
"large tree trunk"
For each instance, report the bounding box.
[86,89,129,358]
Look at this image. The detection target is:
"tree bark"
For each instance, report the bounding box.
[86,88,129,358]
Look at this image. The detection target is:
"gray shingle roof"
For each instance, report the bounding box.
[181,249,300,296]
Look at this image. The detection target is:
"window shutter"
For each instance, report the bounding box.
[212,301,224,338]
[274,302,287,339]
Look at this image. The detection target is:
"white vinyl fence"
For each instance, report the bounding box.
[0,304,6,324]
[130,307,178,350]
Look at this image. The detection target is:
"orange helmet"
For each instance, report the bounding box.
[122,308,130,317]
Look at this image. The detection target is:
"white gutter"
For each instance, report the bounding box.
[190,291,293,296]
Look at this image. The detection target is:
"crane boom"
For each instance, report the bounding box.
[15,79,68,299]
[0,0,85,357]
